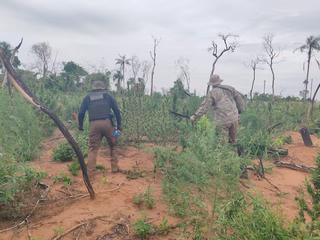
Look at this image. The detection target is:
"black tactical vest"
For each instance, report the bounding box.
[86,90,111,122]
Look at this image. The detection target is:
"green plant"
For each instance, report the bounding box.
[67,161,81,176]
[52,171,73,186]
[283,135,293,144]
[133,185,157,209]
[156,217,172,235]
[0,154,46,220]
[96,165,107,171]
[132,211,154,239]
[144,185,157,209]
[53,141,74,162]
[133,192,144,205]
[32,238,44,240]
[120,166,147,179]
[52,225,64,236]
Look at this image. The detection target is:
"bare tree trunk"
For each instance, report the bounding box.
[122,66,125,89]
[150,36,161,96]
[270,65,275,104]
[206,59,218,95]
[150,59,155,96]
[0,47,95,199]
[305,50,312,101]
[310,79,313,99]
[250,68,256,102]
[307,83,320,121]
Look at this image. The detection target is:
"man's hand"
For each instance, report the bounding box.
[190,115,195,121]
[78,125,84,131]
[117,125,122,132]
[238,114,241,120]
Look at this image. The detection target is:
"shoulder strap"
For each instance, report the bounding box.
[212,86,233,94]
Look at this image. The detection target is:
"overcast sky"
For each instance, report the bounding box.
[1,0,320,97]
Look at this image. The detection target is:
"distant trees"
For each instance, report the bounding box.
[115,54,131,89]
[60,61,88,91]
[260,34,285,104]
[0,41,21,70]
[207,33,239,95]
[294,36,320,101]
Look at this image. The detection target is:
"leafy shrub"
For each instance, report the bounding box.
[0,154,46,219]
[132,211,154,239]
[53,141,74,162]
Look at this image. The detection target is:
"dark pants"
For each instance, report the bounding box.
[87,119,118,172]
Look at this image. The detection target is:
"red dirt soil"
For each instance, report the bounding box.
[0,130,319,239]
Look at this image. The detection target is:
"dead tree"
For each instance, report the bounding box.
[29,42,52,89]
[130,55,141,82]
[150,35,161,96]
[244,55,263,102]
[206,33,238,95]
[260,34,285,104]
[0,47,95,199]
[307,83,320,121]
[175,57,191,92]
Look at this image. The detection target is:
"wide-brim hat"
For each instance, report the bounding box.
[207,74,223,86]
[93,80,105,88]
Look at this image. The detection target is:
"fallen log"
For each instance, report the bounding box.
[273,161,315,173]
[0,47,95,199]
[267,147,288,157]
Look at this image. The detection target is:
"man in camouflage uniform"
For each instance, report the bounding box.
[78,80,122,182]
[190,74,244,144]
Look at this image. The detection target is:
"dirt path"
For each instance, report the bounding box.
[247,131,320,221]
[1,130,319,239]
[1,129,181,240]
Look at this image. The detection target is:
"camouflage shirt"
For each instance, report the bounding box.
[194,84,244,124]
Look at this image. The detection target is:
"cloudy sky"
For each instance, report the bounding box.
[1,0,320,97]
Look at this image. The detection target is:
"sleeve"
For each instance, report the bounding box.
[109,95,122,127]
[193,92,215,119]
[78,96,88,127]
[232,90,244,114]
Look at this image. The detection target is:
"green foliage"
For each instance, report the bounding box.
[156,217,172,235]
[133,185,157,209]
[216,193,295,239]
[53,141,74,162]
[0,89,43,160]
[0,155,46,219]
[96,165,107,171]
[120,166,147,179]
[132,211,155,239]
[67,161,81,176]
[52,171,73,186]
[52,225,64,236]
[294,152,320,237]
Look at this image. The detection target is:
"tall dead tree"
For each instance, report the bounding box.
[0,47,95,199]
[130,55,141,82]
[206,33,238,95]
[260,34,285,104]
[29,42,52,89]
[244,55,262,102]
[175,57,191,92]
[150,35,161,96]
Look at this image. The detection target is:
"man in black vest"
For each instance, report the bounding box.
[78,80,122,182]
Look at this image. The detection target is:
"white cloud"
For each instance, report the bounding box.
[1,0,320,98]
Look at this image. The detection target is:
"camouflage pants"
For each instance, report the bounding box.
[221,120,238,144]
[87,119,119,172]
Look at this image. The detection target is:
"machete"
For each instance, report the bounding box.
[169,110,191,119]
